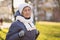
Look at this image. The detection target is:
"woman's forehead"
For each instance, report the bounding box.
[23,6,31,10]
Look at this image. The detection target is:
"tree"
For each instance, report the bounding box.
[53,0,60,21]
[25,0,29,3]
[11,0,15,14]
[57,0,60,7]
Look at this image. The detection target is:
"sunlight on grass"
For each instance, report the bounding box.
[36,21,60,40]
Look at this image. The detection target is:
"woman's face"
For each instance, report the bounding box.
[22,6,31,18]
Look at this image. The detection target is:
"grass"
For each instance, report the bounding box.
[0,28,8,40]
[36,21,60,40]
[0,21,60,40]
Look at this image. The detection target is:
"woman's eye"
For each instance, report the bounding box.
[23,9,27,12]
[28,9,31,11]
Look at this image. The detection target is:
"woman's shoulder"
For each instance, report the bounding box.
[11,20,23,27]
[11,21,17,25]
[9,21,23,30]
[11,20,20,25]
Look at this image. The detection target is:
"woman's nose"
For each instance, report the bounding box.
[26,10,30,14]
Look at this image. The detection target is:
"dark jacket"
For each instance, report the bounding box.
[6,20,39,40]
[14,10,21,17]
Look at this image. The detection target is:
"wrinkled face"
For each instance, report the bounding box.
[22,6,31,18]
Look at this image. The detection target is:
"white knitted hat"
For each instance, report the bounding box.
[18,3,32,14]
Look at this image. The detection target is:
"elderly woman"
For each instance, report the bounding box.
[6,3,39,40]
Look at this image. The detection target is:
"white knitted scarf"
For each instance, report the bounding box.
[16,16,36,31]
